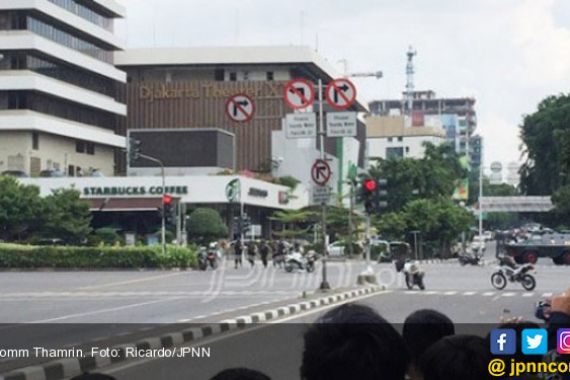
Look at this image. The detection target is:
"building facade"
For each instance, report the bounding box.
[0,0,127,177]
[114,46,367,191]
[369,90,479,164]
[365,115,446,160]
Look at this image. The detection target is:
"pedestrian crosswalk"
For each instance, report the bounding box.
[402,289,554,299]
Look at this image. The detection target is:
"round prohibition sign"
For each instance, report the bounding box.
[325,78,357,110]
[284,78,316,110]
[311,159,332,186]
[226,93,255,123]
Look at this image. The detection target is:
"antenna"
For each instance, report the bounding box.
[405,45,417,113]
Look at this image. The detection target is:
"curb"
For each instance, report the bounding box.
[1,286,382,380]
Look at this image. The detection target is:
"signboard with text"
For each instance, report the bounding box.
[326,112,357,137]
[285,113,317,139]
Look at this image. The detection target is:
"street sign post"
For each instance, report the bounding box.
[226,94,255,123]
[311,159,332,186]
[326,112,357,137]
[285,113,317,139]
[284,78,315,110]
[325,78,357,110]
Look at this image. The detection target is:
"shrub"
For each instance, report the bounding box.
[0,243,197,269]
[94,227,121,245]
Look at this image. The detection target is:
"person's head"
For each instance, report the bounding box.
[419,335,490,380]
[403,309,455,363]
[300,303,409,380]
[70,374,117,380]
[210,368,271,380]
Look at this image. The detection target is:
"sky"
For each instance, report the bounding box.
[115,0,570,168]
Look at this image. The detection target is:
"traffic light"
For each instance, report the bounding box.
[162,194,176,225]
[128,138,142,165]
[357,178,388,214]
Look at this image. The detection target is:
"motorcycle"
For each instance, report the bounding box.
[197,244,219,271]
[458,252,482,266]
[284,251,317,273]
[491,256,536,291]
[395,259,425,290]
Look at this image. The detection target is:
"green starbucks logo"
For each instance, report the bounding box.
[225,179,241,203]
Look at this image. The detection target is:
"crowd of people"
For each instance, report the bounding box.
[71,286,570,380]
[229,239,298,270]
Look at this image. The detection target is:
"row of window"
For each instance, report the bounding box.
[4,53,117,97]
[387,136,404,143]
[46,0,113,31]
[1,91,116,129]
[27,16,113,63]
[31,132,95,156]
[215,69,275,82]
[0,12,113,63]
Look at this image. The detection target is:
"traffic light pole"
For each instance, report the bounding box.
[139,153,167,256]
[317,79,331,291]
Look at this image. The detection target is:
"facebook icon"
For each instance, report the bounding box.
[490,329,517,355]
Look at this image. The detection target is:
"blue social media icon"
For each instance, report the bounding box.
[490,329,516,355]
[522,329,548,355]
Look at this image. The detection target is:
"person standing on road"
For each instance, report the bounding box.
[259,240,270,268]
[247,241,257,268]
[234,239,243,269]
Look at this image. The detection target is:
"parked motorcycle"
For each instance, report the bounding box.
[197,247,209,271]
[395,259,425,290]
[284,251,317,273]
[458,252,482,266]
[491,256,536,291]
[197,244,219,271]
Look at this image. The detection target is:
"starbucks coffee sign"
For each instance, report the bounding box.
[83,186,188,197]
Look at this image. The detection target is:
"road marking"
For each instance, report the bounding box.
[502,292,516,297]
[482,292,495,296]
[28,297,185,323]
[463,291,476,296]
[444,291,457,296]
[522,292,535,297]
[78,272,187,291]
[542,292,553,298]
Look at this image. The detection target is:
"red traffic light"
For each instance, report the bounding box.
[162,194,173,205]
[363,179,377,192]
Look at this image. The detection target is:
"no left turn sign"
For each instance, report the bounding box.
[226,94,255,123]
[325,78,357,110]
[311,159,332,186]
[284,78,315,110]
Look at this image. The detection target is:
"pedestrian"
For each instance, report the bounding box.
[234,239,243,269]
[259,240,270,268]
[247,241,256,267]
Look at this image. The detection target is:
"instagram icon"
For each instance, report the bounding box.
[558,329,570,354]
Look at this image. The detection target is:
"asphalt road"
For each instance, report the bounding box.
[0,240,567,377]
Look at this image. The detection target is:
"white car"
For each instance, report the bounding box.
[470,236,486,252]
[483,231,493,241]
[327,241,345,256]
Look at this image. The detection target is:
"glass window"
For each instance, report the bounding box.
[76,141,85,153]
[214,69,224,81]
[86,142,95,155]
[267,71,274,81]
[229,72,237,81]
[398,136,403,142]
[386,147,404,159]
[32,132,39,150]
[46,0,113,31]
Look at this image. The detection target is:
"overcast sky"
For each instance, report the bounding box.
[115,0,570,168]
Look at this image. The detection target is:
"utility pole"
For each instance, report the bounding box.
[347,180,354,257]
[138,153,166,255]
[318,79,330,291]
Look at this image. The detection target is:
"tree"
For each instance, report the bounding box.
[0,176,45,241]
[520,94,570,195]
[43,189,92,244]
[374,212,407,241]
[187,208,228,245]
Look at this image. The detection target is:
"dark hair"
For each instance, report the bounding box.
[300,303,409,380]
[403,309,455,362]
[211,368,271,380]
[70,374,117,380]
[419,335,490,380]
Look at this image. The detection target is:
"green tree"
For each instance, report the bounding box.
[0,176,45,241]
[43,189,92,244]
[187,208,228,245]
[520,94,570,195]
[270,209,317,239]
[374,212,408,241]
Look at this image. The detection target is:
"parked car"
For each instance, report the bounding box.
[483,230,494,241]
[39,170,64,178]
[1,170,28,178]
[327,241,346,256]
[470,236,486,252]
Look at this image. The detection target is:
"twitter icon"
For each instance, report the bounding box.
[522,329,548,355]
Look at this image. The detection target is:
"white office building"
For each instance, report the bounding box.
[0,0,127,177]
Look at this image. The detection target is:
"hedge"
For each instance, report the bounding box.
[0,244,197,269]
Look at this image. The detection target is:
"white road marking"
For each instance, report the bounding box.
[482,292,495,296]
[522,292,535,297]
[444,291,457,296]
[502,292,516,297]
[463,291,476,296]
[78,272,187,291]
